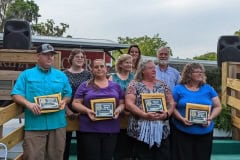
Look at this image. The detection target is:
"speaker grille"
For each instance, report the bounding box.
[217,36,240,67]
[3,20,31,49]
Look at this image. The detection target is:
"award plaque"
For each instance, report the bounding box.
[185,103,210,124]
[91,98,116,120]
[141,93,167,113]
[38,97,59,109]
[34,93,61,113]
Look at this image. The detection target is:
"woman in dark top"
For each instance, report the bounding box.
[63,48,91,160]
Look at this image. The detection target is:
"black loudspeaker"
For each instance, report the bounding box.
[3,20,31,49]
[217,35,240,68]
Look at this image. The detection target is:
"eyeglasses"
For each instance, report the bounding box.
[74,56,84,59]
[192,71,205,74]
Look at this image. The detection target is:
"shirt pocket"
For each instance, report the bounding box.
[27,78,43,94]
[50,77,65,93]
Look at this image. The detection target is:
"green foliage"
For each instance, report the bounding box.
[193,52,217,61]
[32,19,69,36]
[234,30,240,36]
[0,0,14,31]
[205,68,221,93]
[214,104,232,132]
[117,34,170,56]
[5,0,40,23]
[204,68,231,132]
[1,0,69,37]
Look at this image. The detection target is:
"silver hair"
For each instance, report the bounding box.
[134,59,154,81]
[156,46,170,55]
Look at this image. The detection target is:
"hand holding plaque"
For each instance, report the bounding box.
[90,98,116,120]
[185,103,210,125]
[34,93,61,113]
[141,93,167,113]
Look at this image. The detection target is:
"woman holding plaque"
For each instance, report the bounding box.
[109,54,134,159]
[72,59,124,160]
[63,49,92,160]
[125,60,174,160]
[172,63,222,160]
[127,44,142,73]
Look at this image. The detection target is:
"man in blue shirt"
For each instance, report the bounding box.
[155,47,180,90]
[11,44,72,160]
[155,47,180,160]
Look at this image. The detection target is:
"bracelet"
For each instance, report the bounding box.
[164,112,169,121]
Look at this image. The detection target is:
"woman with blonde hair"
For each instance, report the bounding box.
[109,54,134,159]
[109,54,134,92]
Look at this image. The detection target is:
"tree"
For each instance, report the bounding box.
[234,30,240,36]
[1,0,69,37]
[117,34,170,57]
[193,52,217,61]
[32,19,69,36]
[5,0,40,23]
[0,0,13,31]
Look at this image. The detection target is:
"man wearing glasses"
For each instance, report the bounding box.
[11,44,72,160]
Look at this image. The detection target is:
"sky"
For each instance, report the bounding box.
[34,0,240,58]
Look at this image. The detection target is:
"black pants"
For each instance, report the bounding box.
[79,132,118,160]
[172,128,213,160]
[64,131,82,160]
[131,137,170,160]
[114,129,134,160]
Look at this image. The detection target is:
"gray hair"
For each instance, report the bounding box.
[134,59,154,81]
[156,46,170,55]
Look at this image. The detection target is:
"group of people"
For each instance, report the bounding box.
[11,43,222,160]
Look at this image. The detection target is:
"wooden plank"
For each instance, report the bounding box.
[232,126,240,140]
[0,52,37,63]
[120,116,129,129]
[0,125,2,138]
[0,90,12,100]
[0,125,24,149]
[221,62,228,105]
[0,50,61,69]
[227,62,240,65]
[227,78,240,92]
[14,153,23,160]
[58,115,128,130]
[0,71,21,100]
[66,117,79,131]
[0,70,20,80]
[0,49,37,53]
[54,51,61,69]
[227,95,240,111]
[232,115,240,129]
[0,103,23,125]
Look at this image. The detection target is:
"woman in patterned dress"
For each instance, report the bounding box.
[63,49,92,160]
[125,60,174,160]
